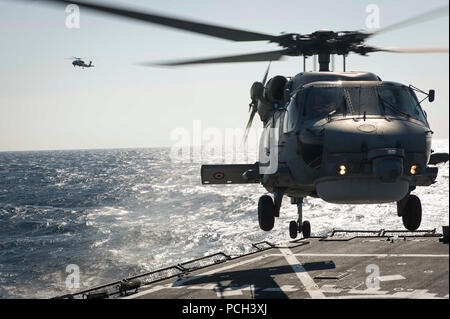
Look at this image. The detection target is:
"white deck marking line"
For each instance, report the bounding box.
[271,253,449,258]
[378,274,406,282]
[126,254,270,299]
[122,283,170,299]
[279,248,325,299]
[330,291,444,299]
[262,285,299,292]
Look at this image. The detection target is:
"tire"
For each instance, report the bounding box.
[397,194,409,217]
[402,195,422,231]
[302,221,311,238]
[258,195,275,231]
[289,221,298,239]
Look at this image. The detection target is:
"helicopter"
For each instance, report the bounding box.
[70,57,94,68]
[24,0,449,238]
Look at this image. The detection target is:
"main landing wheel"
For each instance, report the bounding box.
[289,221,311,239]
[302,221,311,238]
[258,195,275,231]
[289,221,298,239]
[401,195,422,231]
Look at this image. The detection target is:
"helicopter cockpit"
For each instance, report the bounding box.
[378,85,428,123]
[287,81,430,126]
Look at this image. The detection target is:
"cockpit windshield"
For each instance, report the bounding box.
[378,86,427,122]
[295,84,427,124]
[302,87,345,119]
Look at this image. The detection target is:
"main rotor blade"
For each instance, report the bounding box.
[371,4,449,36]
[142,50,291,66]
[242,109,257,144]
[32,0,277,42]
[262,61,272,85]
[373,47,449,53]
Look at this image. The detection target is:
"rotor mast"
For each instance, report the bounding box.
[318,53,331,72]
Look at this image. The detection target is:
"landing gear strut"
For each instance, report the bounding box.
[258,194,311,238]
[273,189,284,218]
[289,198,311,239]
[397,193,422,231]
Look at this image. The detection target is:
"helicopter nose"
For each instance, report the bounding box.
[313,119,431,204]
[371,151,404,183]
[320,118,431,174]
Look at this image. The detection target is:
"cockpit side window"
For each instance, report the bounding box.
[378,86,428,123]
[409,89,428,124]
[284,94,301,132]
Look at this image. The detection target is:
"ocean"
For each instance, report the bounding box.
[0,139,448,298]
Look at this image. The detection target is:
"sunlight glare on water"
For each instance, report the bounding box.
[0,140,448,298]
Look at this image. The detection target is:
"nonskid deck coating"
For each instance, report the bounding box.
[123,234,449,299]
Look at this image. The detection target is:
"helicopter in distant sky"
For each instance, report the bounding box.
[70,57,94,68]
[28,0,449,239]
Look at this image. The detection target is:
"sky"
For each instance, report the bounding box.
[0,0,448,151]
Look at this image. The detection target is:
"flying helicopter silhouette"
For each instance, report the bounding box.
[27,0,449,238]
[70,57,94,68]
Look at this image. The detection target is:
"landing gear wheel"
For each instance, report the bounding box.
[302,221,311,238]
[258,195,275,231]
[402,195,422,231]
[289,221,298,239]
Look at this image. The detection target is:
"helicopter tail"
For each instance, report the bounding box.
[201,163,260,184]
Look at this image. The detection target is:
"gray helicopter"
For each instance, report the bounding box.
[27,0,449,238]
[203,67,448,238]
[71,57,94,68]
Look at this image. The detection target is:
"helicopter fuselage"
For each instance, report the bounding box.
[72,60,94,68]
[201,71,447,234]
[260,72,436,204]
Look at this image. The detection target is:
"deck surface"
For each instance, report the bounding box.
[124,234,449,299]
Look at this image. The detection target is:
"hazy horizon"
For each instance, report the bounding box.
[0,137,448,154]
